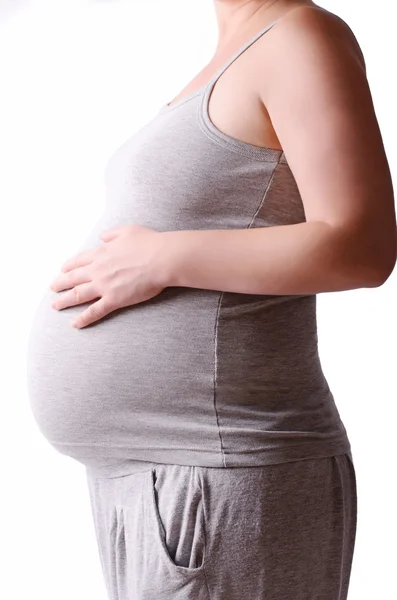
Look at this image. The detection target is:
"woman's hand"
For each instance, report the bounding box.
[49,224,168,329]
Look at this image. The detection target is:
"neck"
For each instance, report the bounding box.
[213,0,312,46]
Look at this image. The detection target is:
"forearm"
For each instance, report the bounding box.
[158,221,388,295]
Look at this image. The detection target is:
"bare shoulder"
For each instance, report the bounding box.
[268,5,366,71]
[258,4,372,125]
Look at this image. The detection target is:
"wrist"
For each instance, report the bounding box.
[154,230,182,289]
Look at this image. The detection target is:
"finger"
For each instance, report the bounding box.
[100,226,124,242]
[52,283,98,310]
[61,249,96,273]
[50,267,91,292]
[71,297,113,329]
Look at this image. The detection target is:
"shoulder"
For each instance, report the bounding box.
[256,5,370,113]
[266,5,366,72]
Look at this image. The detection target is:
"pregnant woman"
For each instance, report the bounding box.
[26,1,396,599]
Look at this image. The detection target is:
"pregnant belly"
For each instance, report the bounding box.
[26,283,220,456]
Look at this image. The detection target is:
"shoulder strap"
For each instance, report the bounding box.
[207,18,280,87]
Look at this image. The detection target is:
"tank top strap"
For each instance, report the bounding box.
[206,18,280,89]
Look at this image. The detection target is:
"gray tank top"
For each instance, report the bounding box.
[26,19,351,476]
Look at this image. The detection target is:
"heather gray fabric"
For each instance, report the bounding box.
[85,453,357,600]
[26,18,352,472]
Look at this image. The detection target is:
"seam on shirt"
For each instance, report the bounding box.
[50,436,348,449]
[247,152,283,228]
[196,114,283,162]
[196,94,284,163]
[212,157,282,469]
[213,291,227,468]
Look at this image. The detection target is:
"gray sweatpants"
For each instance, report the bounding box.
[85,452,357,600]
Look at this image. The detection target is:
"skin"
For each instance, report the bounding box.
[50,0,396,329]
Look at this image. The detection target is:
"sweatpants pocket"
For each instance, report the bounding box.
[112,466,210,599]
[119,467,210,599]
[145,466,207,574]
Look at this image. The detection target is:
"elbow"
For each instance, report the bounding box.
[367,256,396,287]
[364,231,397,288]
[340,224,397,289]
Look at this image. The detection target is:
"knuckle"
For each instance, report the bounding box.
[73,286,81,304]
[89,304,101,319]
[106,294,117,310]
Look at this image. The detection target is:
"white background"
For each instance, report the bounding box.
[0,1,395,598]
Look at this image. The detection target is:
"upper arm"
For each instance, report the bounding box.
[260,7,396,276]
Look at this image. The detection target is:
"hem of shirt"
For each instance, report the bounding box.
[50,436,352,478]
